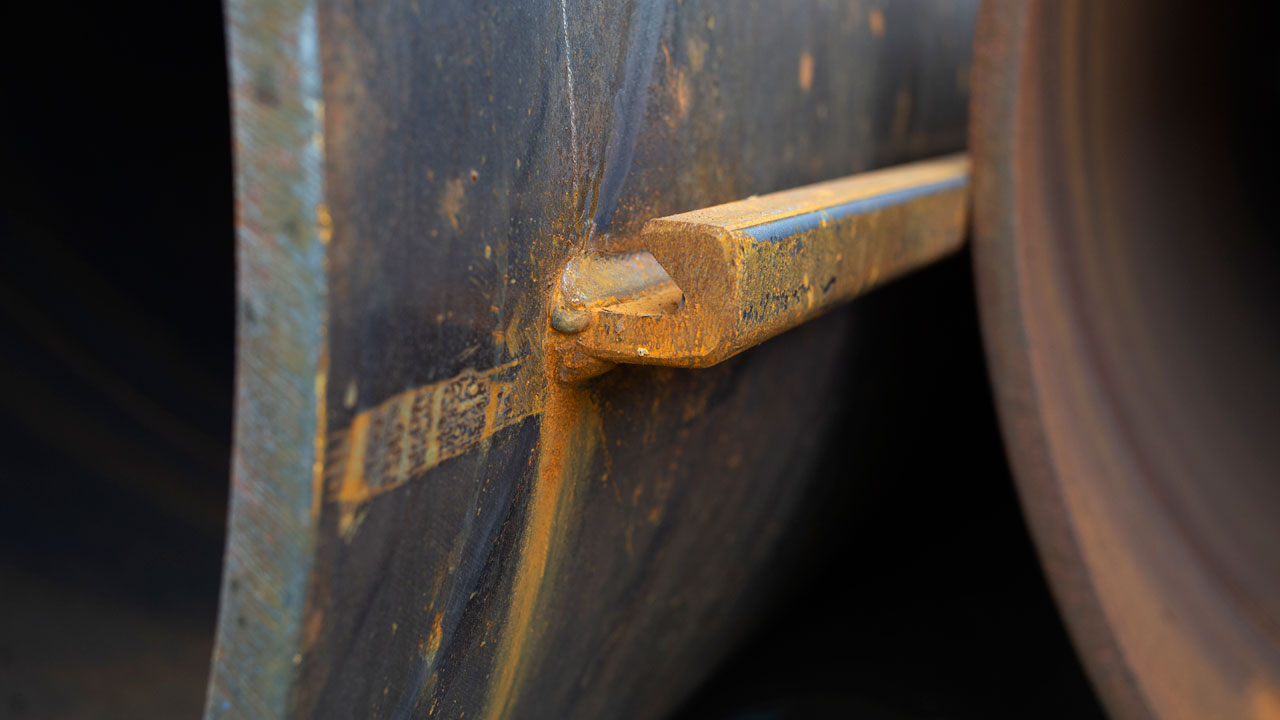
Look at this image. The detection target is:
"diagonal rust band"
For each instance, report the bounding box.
[325,359,542,537]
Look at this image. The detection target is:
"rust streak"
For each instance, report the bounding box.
[798,51,815,92]
[481,320,599,717]
[482,346,596,720]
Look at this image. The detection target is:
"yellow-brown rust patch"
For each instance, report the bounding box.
[326,359,541,537]
[798,51,815,92]
[869,8,885,37]
[424,611,445,663]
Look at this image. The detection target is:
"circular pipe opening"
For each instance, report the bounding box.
[973,2,1280,717]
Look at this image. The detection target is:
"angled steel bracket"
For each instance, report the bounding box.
[550,154,970,381]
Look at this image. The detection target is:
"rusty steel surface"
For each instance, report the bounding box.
[972,2,1280,719]
[551,154,969,381]
[209,1,977,718]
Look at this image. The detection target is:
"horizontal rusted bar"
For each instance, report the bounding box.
[551,154,970,381]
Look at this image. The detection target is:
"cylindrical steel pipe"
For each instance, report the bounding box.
[972,2,1280,718]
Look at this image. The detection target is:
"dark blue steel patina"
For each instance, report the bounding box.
[209,2,977,718]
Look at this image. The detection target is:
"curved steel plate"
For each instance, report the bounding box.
[209,1,975,717]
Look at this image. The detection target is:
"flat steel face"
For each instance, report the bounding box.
[210,2,976,718]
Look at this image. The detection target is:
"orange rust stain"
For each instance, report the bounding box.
[482,342,597,720]
[442,177,466,229]
[869,8,885,37]
[686,34,707,74]
[798,51,815,92]
[1254,681,1280,720]
[660,41,693,128]
[505,313,523,355]
[326,359,541,537]
[311,317,329,521]
[674,71,692,121]
[425,611,444,662]
[317,202,333,244]
[302,607,324,651]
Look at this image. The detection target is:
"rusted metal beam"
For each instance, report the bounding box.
[551,154,970,381]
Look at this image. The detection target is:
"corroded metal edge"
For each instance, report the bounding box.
[205,0,327,716]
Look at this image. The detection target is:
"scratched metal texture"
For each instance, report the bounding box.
[206,0,326,716]
[209,1,976,718]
